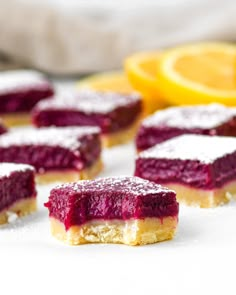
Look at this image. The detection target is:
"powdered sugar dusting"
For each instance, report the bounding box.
[0,126,100,151]
[35,89,141,114]
[55,176,174,196]
[139,134,236,163]
[0,162,34,178]
[0,70,50,94]
[142,104,236,129]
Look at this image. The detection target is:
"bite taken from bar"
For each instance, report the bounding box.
[135,134,236,208]
[45,176,179,246]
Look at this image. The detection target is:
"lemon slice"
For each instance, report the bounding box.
[157,42,236,105]
[125,51,167,113]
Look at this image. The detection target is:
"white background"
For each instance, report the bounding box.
[0,142,236,294]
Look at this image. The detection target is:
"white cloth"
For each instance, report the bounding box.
[0,0,236,74]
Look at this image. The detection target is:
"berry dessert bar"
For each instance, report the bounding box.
[32,89,142,147]
[45,176,179,246]
[135,134,236,208]
[0,163,36,225]
[0,70,54,126]
[0,127,102,184]
[136,104,236,151]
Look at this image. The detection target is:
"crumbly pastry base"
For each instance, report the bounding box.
[1,112,31,127]
[36,158,103,184]
[102,117,141,148]
[49,216,178,246]
[164,181,236,208]
[0,197,37,225]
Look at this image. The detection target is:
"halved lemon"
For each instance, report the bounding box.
[157,42,236,105]
[125,51,167,113]
[77,71,134,93]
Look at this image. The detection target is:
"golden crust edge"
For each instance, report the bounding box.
[102,116,141,148]
[2,112,140,145]
[161,181,236,208]
[49,216,178,246]
[0,113,31,127]
[0,197,37,225]
[36,157,103,184]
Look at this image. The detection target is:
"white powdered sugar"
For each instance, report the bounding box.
[142,104,236,129]
[0,126,100,151]
[55,176,174,196]
[0,162,34,178]
[0,70,50,94]
[35,89,141,114]
[139,134,236,164]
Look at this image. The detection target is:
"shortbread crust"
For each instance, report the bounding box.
[36,158,103,184]
[163,181,236,208]
[0,113,31,127]
[0,197,37,225]
[49,216,178,246]
[102,117,141,147]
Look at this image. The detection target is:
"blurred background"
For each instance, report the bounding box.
[0,0,236,75]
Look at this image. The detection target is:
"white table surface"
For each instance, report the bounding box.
[0,142,236,295]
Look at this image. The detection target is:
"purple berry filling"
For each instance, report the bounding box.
[33,105,140,133]
[136,121,236,151]
[32,90,142,134]
[45,177,179,229]
[135,157,236,189]
[135,134,236,189]
[136,104,236,151]
[0,127,101,173]
[0,165,36,212]
[0,86,54,114]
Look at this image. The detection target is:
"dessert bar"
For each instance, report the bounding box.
[0,163,36,224]
[136,104,236,151]
[45,176,179,245]
[0,127,102,184]
[0,70,54,126]
[135,134,236,207]
[32,89,142,147]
